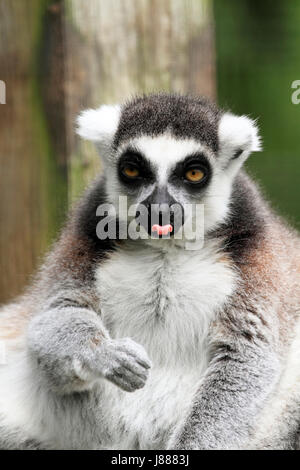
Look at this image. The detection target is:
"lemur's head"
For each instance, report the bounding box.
[77,93,261,243]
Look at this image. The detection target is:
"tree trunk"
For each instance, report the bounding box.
[64,0,216,199]
[0,0,215,303]
[0,0,68,303]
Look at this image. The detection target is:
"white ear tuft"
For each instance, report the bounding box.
[76,105,121,143]
[218,113,262,157]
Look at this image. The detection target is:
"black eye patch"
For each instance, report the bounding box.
[118,149,155,187]
[170,153,212,191]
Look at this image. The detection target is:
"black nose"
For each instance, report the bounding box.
[137,187,184,237]
[144,203,174,224]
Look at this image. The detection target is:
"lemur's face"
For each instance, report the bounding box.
[77,94,261,242]
[110,135,214,238]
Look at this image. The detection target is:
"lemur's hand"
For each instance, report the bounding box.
[91,337,152,392]
[28,309,151,394]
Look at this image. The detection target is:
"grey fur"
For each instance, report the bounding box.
[114,93,221,151]
[28,309,151,394]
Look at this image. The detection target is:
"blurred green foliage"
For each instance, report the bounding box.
[214,0,300,229]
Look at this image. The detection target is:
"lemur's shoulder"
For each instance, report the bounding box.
[39,177,116,287]
[214,171,267,259]
[213,171,300,334]
[0,181,112,343]
[213,170,299,263]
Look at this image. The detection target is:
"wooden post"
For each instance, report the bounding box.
[0,0,215,303]
[64,0,216,199]
[0,0,68,303]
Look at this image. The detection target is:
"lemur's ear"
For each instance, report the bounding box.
[218,113,262,167]
[76,105,121,147]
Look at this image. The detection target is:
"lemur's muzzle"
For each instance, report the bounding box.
[137,187,184,238]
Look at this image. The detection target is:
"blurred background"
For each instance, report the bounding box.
[0,0,299,303]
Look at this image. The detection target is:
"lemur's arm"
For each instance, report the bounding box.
[28,304,151,395]
[26,195,151,395]
[168,315,280,450]
[246,319,300,450]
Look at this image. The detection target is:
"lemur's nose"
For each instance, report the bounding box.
[143,186,176,209]
[138,186,184,236]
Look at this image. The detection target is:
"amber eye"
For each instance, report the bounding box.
[185,168,205,183]
[122,166,139,178]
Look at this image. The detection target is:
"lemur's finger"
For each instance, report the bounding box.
[116,338,152,369]
[107,374,136,392]
[112,361,148,384]
[106,369,146,392]
[116,354,149,379]
[116,368,146,389]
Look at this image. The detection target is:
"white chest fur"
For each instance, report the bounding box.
[96,240,236,366]
[95,240,236,448]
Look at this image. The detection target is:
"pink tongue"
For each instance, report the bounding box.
[151,224,173,236]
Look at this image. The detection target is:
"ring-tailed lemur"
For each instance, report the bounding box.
[0,93,299,450]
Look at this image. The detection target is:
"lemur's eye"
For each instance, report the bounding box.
[122,165,140,178]
[185,168,205,183]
